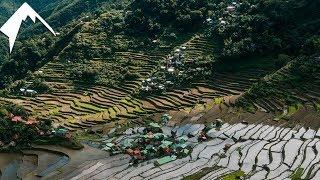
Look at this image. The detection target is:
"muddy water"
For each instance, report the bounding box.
[0,153,38,179]
[0,150,69,179]
[0,153,23,169]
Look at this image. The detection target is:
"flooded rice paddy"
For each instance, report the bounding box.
[46,122,320,179]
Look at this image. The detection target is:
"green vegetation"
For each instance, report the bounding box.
[237,55,320,109]
[183,169,245,180]
[291,168,304,180]
[125,0,211,36]
[209,0,320,58]
[221,170,246,180]
[0,0,318,130]
[287,104,303,116]
[316,103,320,112]
[214,98,224,105]
[0,102,83,151]
[73,100,104,112]
[182,167,219,180]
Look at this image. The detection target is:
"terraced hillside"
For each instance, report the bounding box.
[1,31,277,132]
[238,56,320,114]
[0,0,319,179]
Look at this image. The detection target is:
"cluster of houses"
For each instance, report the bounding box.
[140,45,205,94]
[141,77,167,92]
[140,47,187,93]
[206,1,241,28]
[102,122,191,165]
[140,3,244,95]
[101,117,229,166]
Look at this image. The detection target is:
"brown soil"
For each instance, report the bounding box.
[165,96,320,129]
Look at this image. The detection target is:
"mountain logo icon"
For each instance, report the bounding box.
[0,2,56,53]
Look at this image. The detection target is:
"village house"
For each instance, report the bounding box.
[227,5,236,13]
[20,88,38,96]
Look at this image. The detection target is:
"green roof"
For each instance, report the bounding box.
[102,147,112,151]
[154,133,167,139]
[177,136,188,142]
[149,122,161,128]
[155,155,177,166]
[123,139,134,147]
[160,140,173,148]
[174,143,188,149]
[105,143,115,147]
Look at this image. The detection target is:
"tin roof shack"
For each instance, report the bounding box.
[155,155,177,166]
[206,18,213,24]
[227,5,236,13]
[52,128,69,137]
[19,88,38,97]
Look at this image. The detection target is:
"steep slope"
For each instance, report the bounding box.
[0,0,124,87]
[237,55,320,113]
[0,0,319,130]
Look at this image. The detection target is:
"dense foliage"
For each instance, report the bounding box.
[0,0,134,89]
[208,0,320,58]
[0,102,83,151]
[237,55,320,108]
[125,0,212,37]
[0,0,319,110]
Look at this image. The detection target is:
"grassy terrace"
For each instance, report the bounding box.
[238,59,320,114]
[2,29,282,131]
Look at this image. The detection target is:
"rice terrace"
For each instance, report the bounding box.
[0,0,319,179]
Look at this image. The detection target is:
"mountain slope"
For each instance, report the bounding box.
[237,55,320,112]
[0,0,319,127]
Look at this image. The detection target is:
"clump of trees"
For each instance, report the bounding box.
[70,65,99,84]
[209,0,320,58]
[125,0,212,37]
[0,102,83,151]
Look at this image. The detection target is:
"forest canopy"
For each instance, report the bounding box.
[125,0,212,36]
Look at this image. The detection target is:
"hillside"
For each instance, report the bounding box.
[0,0,319,179]
[0,0,318,130]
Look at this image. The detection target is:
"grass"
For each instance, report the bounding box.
[291,168,304,180]
[73,100,104,112]
[287,104,302,116]
[108,107,117,118]
[214,97,224,104]
[221,170,245,180]
[274,103,303,121]
[122,98,145,113]
[74,131,101,141]
[183,107,192,113]
[205,101,214,110]
[121,98,135,107]
[113,106,121,114]
[182,167,220,180]
[133,106,144,113]
[316,103,320,111]
[194,104,205,111]
[47,107,60,116]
